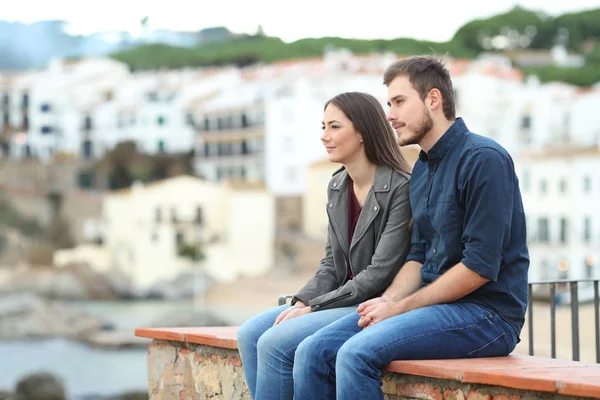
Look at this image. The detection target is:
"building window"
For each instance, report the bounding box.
[538,218,550,243]
[155,208,162,223]
[158,140,166,153]
[586,255,595,278]
[559,217,568,244]
[241,113,249,128]
[41,126,53,134]
[83,115,93,130]
[204,118,210,131]
[171,208,178,223]
[584,217,592,243]
[157,116,166,126]
[82,140,93,159]
[175,231,184,245]
[151,231,159,243]
[40,103,51,112]
[559,179,567,193]
[77,171,95,189]
[195,207,204,225]
[186,113,195,127]
[521,115,531,129]
[584,175,592,193]
[21,93,29,109]
[540,179,547,194]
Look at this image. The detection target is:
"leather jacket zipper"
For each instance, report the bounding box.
[311,291,352,311]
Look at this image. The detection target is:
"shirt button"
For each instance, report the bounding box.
[383,184,388,189]
[333,183,338,187]
[374,206,378,211]
[432,248,437,254]
[430,171,435,176]
[328,203,333,208]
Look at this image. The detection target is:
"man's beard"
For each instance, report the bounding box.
[398,106,434,147]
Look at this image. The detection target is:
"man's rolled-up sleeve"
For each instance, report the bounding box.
[406,222,426,264]
[459,148,515,282]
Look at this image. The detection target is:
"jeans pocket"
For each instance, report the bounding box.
[467,331,510,358]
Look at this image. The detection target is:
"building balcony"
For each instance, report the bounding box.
[197,126,265,141]
[199,151,264,161]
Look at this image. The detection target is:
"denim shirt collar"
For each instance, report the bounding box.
[418,117,468,162]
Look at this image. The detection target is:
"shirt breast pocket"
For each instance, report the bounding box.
[433,198,459,235]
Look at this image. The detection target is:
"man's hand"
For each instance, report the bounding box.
[273,302,309,326]
[356,297,388,317]
[358,300,406,328]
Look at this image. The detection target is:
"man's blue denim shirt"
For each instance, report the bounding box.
[406,117,530,337]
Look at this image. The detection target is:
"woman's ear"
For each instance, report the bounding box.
[356,131,364,143]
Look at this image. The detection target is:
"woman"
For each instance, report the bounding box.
[237,91,413,400]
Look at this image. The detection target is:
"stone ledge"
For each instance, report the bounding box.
[135,327,600,400]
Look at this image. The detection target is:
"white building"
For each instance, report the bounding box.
[518,146,600,287]
[191,50,397,196]
[0,58,243,164]
[97,175,274,293]
[3,58,130,161]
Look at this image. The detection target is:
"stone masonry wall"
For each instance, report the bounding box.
[147,341,250,400]
[146,340,596,400]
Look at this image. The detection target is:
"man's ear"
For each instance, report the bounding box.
[428,88,443,112]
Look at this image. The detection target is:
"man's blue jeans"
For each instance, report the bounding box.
[293,301,519,400]
[236,304,357,400]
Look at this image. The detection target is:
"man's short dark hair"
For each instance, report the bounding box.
[384,55,456,120]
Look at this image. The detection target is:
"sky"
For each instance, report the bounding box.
[3,0,600,43]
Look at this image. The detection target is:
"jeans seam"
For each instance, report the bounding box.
[467,332,506,357]
[280,345,297,399]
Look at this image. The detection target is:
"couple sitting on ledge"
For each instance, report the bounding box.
[237,55,530,400]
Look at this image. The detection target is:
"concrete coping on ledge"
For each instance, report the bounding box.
[135,326,600,399]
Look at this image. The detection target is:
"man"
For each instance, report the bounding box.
[291,55,529,400]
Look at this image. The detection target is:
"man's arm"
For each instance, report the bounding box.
[381,260,423,301]
[397,262,487,311]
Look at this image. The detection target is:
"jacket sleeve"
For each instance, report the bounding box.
[308,181,412,311]
[292,224,338,305]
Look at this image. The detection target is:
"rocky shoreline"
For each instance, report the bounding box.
[0,372,148,400]
[0,262,227,343]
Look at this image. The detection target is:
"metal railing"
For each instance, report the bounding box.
[527,279,600,363]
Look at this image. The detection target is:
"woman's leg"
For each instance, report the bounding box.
[253,306,357,400]
[237,304,288,399]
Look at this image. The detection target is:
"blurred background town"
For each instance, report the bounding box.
[1,0,600,398]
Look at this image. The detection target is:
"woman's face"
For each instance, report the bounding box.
[321,104,363,164]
